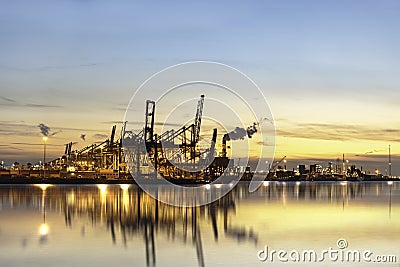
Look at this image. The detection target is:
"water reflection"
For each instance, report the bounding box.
[35,184,51,245]
[388,181,393,218]
[0,182,398,267]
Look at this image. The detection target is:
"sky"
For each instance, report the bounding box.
[0,0,399,174]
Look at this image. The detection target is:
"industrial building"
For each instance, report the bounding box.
[13,95,251,181]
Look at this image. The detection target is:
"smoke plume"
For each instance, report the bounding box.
[38,123,61,136]
[246,123,258,137]
[223,123,258,141]
[38,123,50,136]
[50,130,62,136]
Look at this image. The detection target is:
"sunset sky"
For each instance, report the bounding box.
[1,1,399,174]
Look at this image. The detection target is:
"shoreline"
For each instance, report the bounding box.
[0,176,396,185]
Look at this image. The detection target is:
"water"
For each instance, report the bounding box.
[0,182,399,267]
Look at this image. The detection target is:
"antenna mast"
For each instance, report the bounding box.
[389,144,392,178]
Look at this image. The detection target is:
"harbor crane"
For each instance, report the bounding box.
[268,156,286,173]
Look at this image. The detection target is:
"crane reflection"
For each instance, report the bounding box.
[0,181,397,266]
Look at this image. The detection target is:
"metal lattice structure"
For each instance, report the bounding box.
[46,94,233,180]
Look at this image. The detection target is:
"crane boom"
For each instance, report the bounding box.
[193,95,204,144]
[269,156,286,172]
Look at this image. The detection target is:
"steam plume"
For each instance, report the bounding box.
[223,123,258,141]
[38,123,50,136]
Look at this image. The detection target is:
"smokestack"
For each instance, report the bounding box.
[209,128,218,160]
[68,142,73,156]
[222,134,228,158]
[221,123,259,158]
[110,125,116,148]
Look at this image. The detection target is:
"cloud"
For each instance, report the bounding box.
[25,103,62,108]
[154,122,185,127]
[101,121,125,125]
[120,120,182,128]
[0,64,26,72]
[10,142,63,147]
[79,63,101,67]
[0,122,37,137]
[111,107,128,112]
[363,149,384,155]
[0,97,62,108]
[93,134,108,139]
[259,117,274,124]
[276,122,400,142]
[39,62,102,71]
[0,96,16,103]
[0,62,102,74]
[0,144,24,151]
[50,130,62,136]
[255,141,274,147]
[0,121,105,139]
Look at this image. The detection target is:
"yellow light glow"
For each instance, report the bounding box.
[97,184,108,192]
[42,136,48,142]
[34,184,53,191]
[67,192,75,204]
[98,184,108,204]
[119,184,130,190]
[39,223,48,236]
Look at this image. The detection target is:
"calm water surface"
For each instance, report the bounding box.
[0,182,399,267]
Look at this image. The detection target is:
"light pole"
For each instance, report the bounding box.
[42,136,48,178]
